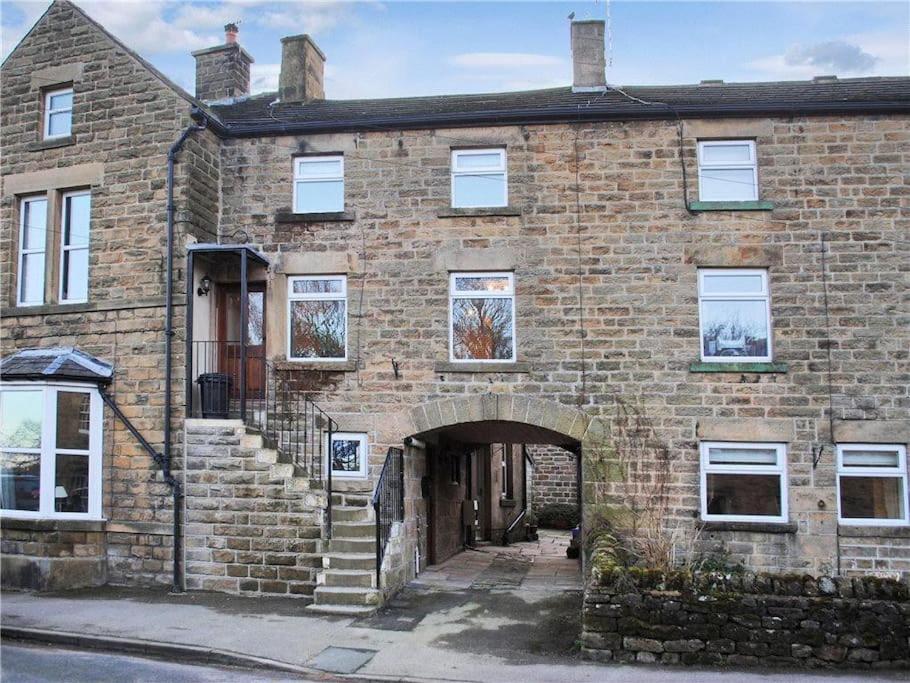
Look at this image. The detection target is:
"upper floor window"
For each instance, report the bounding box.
[287,275,347,361]
[0,383,103,519]
[700,441,787,523]
[697,140,758,202]
[293,155,343,213]
[837,444,908,526]
[698,268,771,363]
[451,149,507,208]
[44,87,73,139]
[60,191,91,303]
[449,272,515,362]
[17,196,48,306]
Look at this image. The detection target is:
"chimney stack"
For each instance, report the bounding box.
[191,23,254,102]
[279,34,326,102]
[571,20,606,93]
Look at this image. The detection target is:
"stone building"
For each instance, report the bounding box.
[2,0,909,614]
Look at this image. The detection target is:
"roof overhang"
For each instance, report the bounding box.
[186,243,270,267]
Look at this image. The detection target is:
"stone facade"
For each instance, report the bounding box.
[529,445,578,513]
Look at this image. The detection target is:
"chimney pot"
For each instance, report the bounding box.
[225,22,239,44]
[571,20,606,93]
[279,34,326,102]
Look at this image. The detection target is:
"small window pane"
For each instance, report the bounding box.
[64,194,91,246]
[0,453,40,511]
[842,450,900,468]
[454,275,511,293]
[702,143,752,163]
[706,473,782,517]
[20,253,46,304]
[701,299,769,358]
[455,152,502,169]
[55,453,89,513]
[453,174,506,208]
[708,447,777,466]
[452,297,514,360]
[56,391,91,450]
[699,168,756,201]
[294,180,343,213]
[62,249,89,301]
[292,278,344,295]
[298,159,342,178]
[49,92,73,110]
[0,390,43,449]
[332,438,362,473]
[248,292,264,345]
[22,199,48,250]
[840,477,905,520]
[290,300,346,359]
[701,273,764,295]
[47,111,72,137]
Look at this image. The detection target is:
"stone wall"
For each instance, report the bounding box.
[528,445,578,513]
[582,568,910,669]
[0,519,106,590]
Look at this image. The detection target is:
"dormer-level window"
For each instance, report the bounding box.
[44,87,73,139]
[293,155,344,213]
[451,149,507,208]
[697,140,758,202]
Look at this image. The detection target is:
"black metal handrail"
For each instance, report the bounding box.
[372,447,404,589]
[189,340,265,419]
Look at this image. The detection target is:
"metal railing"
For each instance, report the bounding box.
[189,341,265,419]
[372,447,404,589]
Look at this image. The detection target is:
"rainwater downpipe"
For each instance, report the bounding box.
[165,118,206,592]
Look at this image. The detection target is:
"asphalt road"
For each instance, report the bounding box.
[0,642,312,682]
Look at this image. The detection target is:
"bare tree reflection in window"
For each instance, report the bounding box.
[332,439,360,472]
[291,300,346,359]
[452,297,513,360]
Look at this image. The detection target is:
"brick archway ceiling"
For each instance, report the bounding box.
[416,420,579,447]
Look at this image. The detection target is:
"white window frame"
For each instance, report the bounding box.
[700,441,788,523]
[449,271,517,363]
[43,86,73,140]
[836,443,909,527]
[451,148,507,208]
[697,268,773,363]
[697,139,758,202]
[327,431,368,479]
[292,155,344,214]
[287,275,348,362]
[59,190,91,304]
[0,382,103,520]
[17,195,48,307]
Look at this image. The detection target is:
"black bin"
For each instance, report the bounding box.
[197,373,232,419]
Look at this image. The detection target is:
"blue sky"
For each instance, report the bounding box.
[3,1,908,99]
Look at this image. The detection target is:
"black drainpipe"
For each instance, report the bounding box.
[165,116,207,592]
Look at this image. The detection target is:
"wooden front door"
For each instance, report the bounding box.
[217,284,266,397]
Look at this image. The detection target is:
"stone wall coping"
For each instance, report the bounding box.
[0,517,106,533]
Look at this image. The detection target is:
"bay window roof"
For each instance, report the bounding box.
[0,347,113,385]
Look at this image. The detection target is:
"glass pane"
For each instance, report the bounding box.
[332,438,362,473]
[297,159,342,178]
[708,447,777,466]
[0,391,43,448]
[291,278,344,295]
[64,194,91,246]
[702,299,769,358]
[455,152,502,169]
[840,477,904,520]
[62,248,89,301]
[706,473,782,517]
[49,91,73,110]
[22,199,47,249]
[55,453,89,513]
[699,168,756,202]
[702,143,752,163]
[56,391,91,450]
[701,273,764,295]
[20,253,46,304]
[248,292,264,345]
[0,452,40,511]
[454,275,511,293]
[842,450,900,468]
[453,173,506,208]
[295,180,344,213]
[47,111,72,137]
[290,300,346,359]
[452,297,514,360]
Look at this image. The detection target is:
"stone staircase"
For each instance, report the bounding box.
[307,490,381,616]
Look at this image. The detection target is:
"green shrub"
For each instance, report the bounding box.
[536,503,580,530]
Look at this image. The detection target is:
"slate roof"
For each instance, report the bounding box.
[1,347,113,385]
[205,77,910,136]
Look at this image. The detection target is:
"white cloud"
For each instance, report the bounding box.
[784,41,877,73]
[79,2,219,54]
[450,52,564,69]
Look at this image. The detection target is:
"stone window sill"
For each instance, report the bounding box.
[437,206,521,218]
[27,136,75,152]
[699,521,797,534]
[689,361,788,374]
[434,361,530,374]
[275,211,356,223]
[688,201,774,212]
[838,526,910,539]
[1,517,106,532]
[273,359,357,372]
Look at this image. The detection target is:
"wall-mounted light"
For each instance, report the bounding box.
[197,275,212,297]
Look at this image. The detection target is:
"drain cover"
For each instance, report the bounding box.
[309,646,377,674]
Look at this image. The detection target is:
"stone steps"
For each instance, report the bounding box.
[311,586,381,608]
[322,569,376,588]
